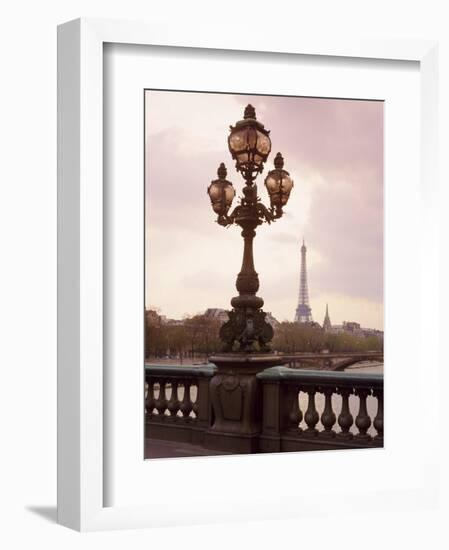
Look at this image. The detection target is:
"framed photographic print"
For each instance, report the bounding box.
[58,18,441,531]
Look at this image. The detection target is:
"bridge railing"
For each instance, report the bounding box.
[145,363,383,454]
[257,367,383,453]
[283,351,383,370]
[145,364,216,446]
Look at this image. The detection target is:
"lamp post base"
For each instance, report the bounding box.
[219,306,274,353]
[204,353,283,453]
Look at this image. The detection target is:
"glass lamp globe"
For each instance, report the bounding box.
[228,104,271,176]
[264,152,294,207]
[207,163,235,215]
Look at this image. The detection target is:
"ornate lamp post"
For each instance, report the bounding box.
[207,104,294,353]
[204,104,294,453]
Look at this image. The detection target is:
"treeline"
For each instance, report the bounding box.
[145,314,222,360]
[145,315,383,359]
[272,322,383,353]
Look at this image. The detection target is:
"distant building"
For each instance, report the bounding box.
[294,239,313,323]
[342,321,361,333]
[145,310,184,326]
[361,327,384,339]
[265,312,280,328]
[322,303,332,332]
[327,319,383,339]
[329,321,362,335]
[204,308,229,323]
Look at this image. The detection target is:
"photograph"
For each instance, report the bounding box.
[144,90,384,459]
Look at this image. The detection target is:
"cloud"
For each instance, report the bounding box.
[145,91,383,328]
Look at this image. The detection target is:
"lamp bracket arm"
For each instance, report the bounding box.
[256,202,282,224]
[217,209,236,227]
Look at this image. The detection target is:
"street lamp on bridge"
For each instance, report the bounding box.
[207,104,294,353]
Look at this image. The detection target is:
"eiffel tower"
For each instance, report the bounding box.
[294,239,313,323]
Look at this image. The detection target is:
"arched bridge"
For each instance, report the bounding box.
[283,351,383,371]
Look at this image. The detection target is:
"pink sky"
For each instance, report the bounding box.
[145,91,383,330]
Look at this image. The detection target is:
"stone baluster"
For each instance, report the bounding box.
[304,386,319,434]
[373,388,384,442]
[320,387,336,435]
[355,388,371,439]
[145,380,155,419]
[167,380,179,417]
[191,382,199,418]
[155,380,167,416]
[337,387,353,438]
[179,380,193,418]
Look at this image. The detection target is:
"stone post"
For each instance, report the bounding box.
[204,354,282,453]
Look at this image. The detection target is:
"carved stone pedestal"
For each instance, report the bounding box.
[204,353,282,454]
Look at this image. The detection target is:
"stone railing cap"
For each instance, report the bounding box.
[257,366,383,387]
[145,363,217,377]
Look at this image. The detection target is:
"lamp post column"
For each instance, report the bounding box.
[235,224,259,297]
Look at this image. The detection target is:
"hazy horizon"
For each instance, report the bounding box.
[145,91,383,330]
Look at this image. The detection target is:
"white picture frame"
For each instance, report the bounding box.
[57,17,442,531]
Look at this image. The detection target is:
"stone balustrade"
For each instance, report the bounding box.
[257,366,383,453]
[145,363,383,455]
[145,364,216,446]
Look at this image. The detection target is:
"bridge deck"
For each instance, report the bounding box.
[145,437,229,459]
